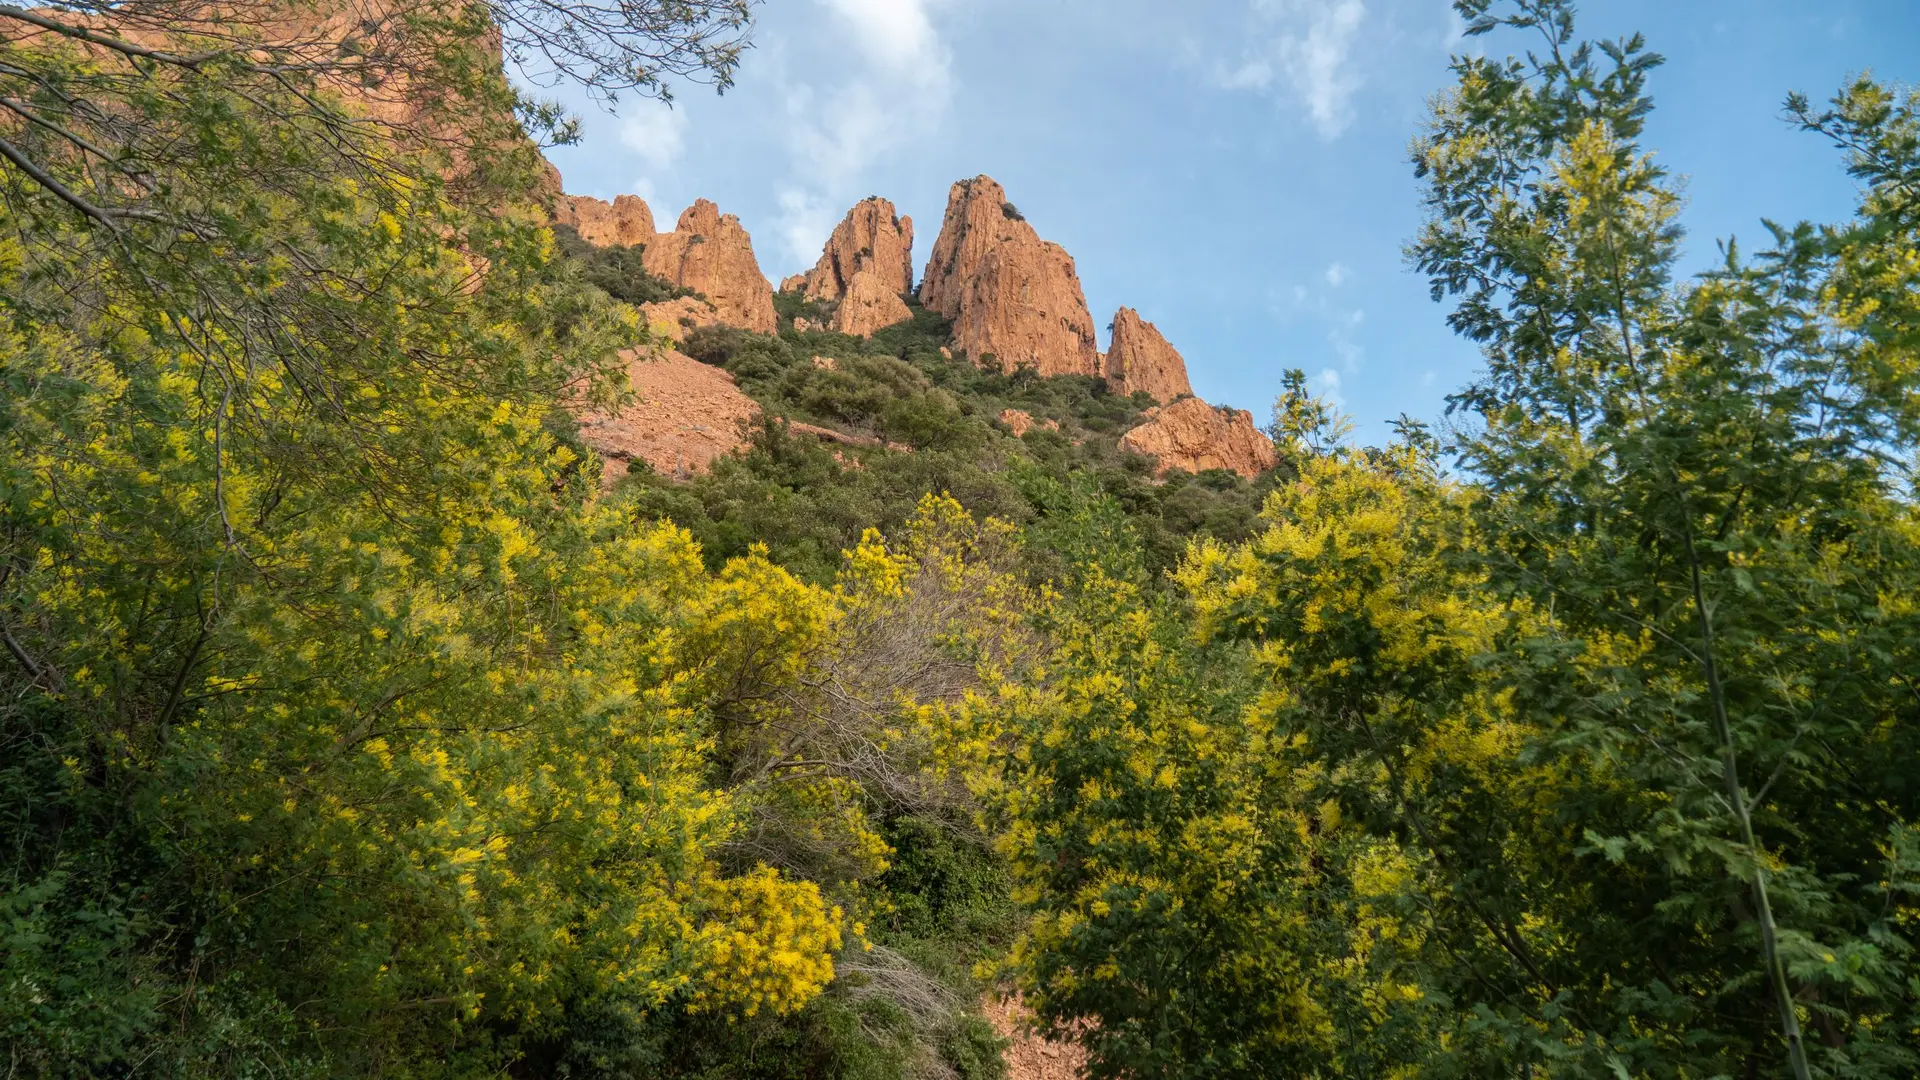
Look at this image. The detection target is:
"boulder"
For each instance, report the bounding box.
[555,193,656,248]
[643,200,779,335]
[1119,397,1277,479]
[830,268,913,337]
[918,176,1099,377]
[795,197,915,301]
[998,408,1059,437]
[1103,307,1193,404]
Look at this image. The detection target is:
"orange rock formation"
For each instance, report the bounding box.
[1103,306,1193,404]
[555,193,656,247]
[918,176,1100,378]
[642,200,779,335]
[795,197,915,301]
[830,268,913,336]
[1119,397,1277,479]
[545,179,1272,481]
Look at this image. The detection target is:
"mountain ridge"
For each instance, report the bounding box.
[554,175,1276,480]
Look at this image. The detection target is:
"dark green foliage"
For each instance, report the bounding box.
[940,1017,1011,1080]
[552,223,691,305]
[521,992,921,1080]
[873,815,1015,951]
[621,427,1034,583]
[1000,202,1024,222]
[773,286,837,328]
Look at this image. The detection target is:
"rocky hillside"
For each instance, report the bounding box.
[554,175,1276,482]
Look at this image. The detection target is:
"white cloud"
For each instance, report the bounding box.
[1443,2,1470,51]
[615,99,687,210]
[774,187,840,272]
[618,99,688,171]
[1330,331,1362,373]
[770,0,955,265]
[1324,260,1347,286]
[1312,367,1346,406]
[822,0,947,75]
[1223,58,1275,91]
[1218,0,1369,139]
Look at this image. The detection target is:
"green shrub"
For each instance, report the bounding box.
[940,1016,1011,1080]
[551,223,689,305]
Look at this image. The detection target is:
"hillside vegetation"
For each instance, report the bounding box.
[4,1,1920,1078]
[607,290,1281,584]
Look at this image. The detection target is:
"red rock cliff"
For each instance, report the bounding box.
[642,200,778,335]
[794,197,915,301]
[1119,397,1277,479]
[555,193,656,247]
[918,176,1099,378]
[1103,307,1193,404]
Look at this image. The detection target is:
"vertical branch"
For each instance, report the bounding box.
[1682,525,1812,1080]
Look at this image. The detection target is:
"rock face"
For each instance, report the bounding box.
[576,345,758,485]
[642,200,779,335]
[795,197,915,301]
[1119,397,1277,479]
[831,269,913,337]
[918,176,1099,378]
[1103,307,1193,404]
[555,193,656,248]
[638,296,723,343]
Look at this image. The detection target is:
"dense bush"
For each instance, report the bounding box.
[551,223,691,305]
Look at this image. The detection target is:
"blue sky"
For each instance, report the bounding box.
[536,0,1919,445]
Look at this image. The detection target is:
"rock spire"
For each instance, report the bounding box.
[642,200,779,335]
[1103,307,1193,404]
[919,176,1100,378]
[794,197,915,301]
[549,194,778,335]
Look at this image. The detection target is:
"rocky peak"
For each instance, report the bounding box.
[642,199,778,335]
[794,197,915,301]
[1119,397,1277,479]
[1103,307,1193,404]
[918,176,1100,378]
[555,193,656,248]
